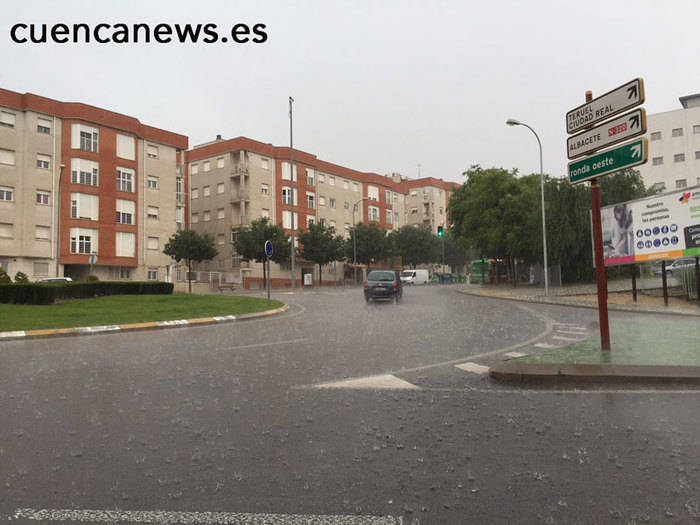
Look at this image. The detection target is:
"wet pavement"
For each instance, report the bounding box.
[1,286,700,524]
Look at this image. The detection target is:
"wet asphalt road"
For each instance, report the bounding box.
[1,285,700,524]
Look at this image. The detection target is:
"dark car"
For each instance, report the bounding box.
[364,270,402,303]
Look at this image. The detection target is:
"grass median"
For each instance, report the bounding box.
[0,294,285,331]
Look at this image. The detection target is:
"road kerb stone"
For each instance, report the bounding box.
[0,304,289,342]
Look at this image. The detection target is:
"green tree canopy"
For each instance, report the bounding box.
[163,229,218,292]
[345,222,387,268]
[233,218,291,288]
[298,222,345,285]
[389,225,440,268]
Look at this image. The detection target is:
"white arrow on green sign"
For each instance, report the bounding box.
[568,138,648,185]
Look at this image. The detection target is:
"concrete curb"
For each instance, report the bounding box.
[0,304,290,342]
[457,288,700,317]
[490,360,700,383]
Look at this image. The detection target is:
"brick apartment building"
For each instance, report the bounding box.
[0,89,188,282]
[186,136,458,288]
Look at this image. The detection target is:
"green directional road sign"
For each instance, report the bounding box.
[568,138,647,185]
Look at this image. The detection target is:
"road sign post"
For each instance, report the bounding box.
[264,240,273,302]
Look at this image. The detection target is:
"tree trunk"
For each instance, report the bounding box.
[319,264,322,288]
[262,260,267,291]
[187,260,192,293]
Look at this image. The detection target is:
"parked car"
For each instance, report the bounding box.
[39,277,73,282]
[364,270,402,303]
[665,257,697,277]
[400,269,429,285]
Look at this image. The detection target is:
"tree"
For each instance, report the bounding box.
[389,225,440,268]
[163,229,218,293]
[345,222,387,268]
[233,218,290,289]
[298,222,345,286]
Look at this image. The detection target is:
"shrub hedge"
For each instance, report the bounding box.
[0,281,174,305]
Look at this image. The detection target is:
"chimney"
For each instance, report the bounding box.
[216,134,222,141]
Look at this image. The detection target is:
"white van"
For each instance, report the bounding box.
[400,269,429,285]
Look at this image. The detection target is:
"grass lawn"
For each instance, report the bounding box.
[0,294,284,331]
[518,317,700,366]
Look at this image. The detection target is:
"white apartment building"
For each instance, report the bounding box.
[638,94,700,192]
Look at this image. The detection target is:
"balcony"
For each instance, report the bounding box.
[231,166,249,178]
[175,192,185,204]
[230,187,250,203]
[232,214,250,227]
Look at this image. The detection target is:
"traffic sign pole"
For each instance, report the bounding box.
[586,89,611,352]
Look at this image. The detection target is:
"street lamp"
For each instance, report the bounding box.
[55,164,65,277]
[352,197,369,285]
[506,118,549,296]
[289,96,296,289]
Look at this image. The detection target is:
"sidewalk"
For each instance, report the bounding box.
[458,280,700,383]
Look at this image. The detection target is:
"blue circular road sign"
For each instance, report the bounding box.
[264,240,273,258]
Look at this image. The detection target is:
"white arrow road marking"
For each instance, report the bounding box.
[631,144,641,158]
[534,343,561,349]
[314,374,421,390]
[455,362,490,375]
[10,508,401,524]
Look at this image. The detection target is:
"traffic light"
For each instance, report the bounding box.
[437,226,443,238]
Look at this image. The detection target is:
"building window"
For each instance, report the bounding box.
[0,111,16,128]
[116,134,135,160]
[343,180,349,190]
[439,207,444,215]
[650,131,661,141]
[116,199,135,225]
[329,176,336,186]
[344,223,350,236]
[307,215,315,227]
[329,198,336,209]
[147,236,159,250]
[0,223,13,238]
[70,193,99,220]
[71,158,99,186]
[282,162,297,181]
[394,212,399,224]
[306,192,315,209]
[37,118,51,134]
[147,176,159,189]
[116,168,135,192]
[411,190,417,197]
[674,153,685,163]
[261,183,269,195]
[344,200,349,210]
[147,206,159,220]
[119,267,131,279]
[385,190,392,204]
[217,183,225,194]
[306,168,315,186]
[192,213,199,223]
[330,219,336,229]
[203,161,211,172]
[282,210,298,230]
[695,151,700,160]
[217,157,225,169]
[672,128,683,138]
[36,190,50,205]
[116,231,136,257]
[33,262,49,276]
[217,208,225,219]
[261,157,269,170]
[318,174,325,184]
[35,225,50,240]
[147,268,158,281]
[368,185,379,201]
[191,163,199,175]
[652,157,663,166]
[411,207,418,214]
[0,148,16,165]
[192,188,199,199]
[176,177,184,202]
[261,208,269,219]
[176,206,184,227]
[368,205,379,222]
[147,145,159,158]
[386,209,392,224]
[36,154,51,169]
[70,228,97,254]
[72,124,99,152]
[203,185,211,197]
[217,233,225,245]
[203,210,211,222]
[676,179,687,189]
[282,187,297,205]
[319,196,326,207]
[352,183,359,193]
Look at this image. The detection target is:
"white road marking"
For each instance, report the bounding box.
[222,338,307,351]
[455,362,490,375]
[315,374,421,390]
[552,322,585,327]
[534,343,561,349]
[504,352,526,358]
[552,335,584,341]
[10,508,401,524]
[555,330,589,336]
[0,330,26,339]
[156,319,189,327]
[397,388,700,395]
[74,325,120,334]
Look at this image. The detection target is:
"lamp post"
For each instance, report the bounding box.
[289,96,296,289]
[506,118,549,296]
[55,163,65,277]
[352,197,369,285]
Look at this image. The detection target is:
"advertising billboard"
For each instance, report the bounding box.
[600,185,700,266]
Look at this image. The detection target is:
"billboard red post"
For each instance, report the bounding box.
[587,90,612,351]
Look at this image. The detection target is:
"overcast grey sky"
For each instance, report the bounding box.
[2,0,698,183]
